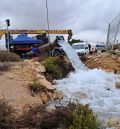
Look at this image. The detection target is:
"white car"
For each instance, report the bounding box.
[72,43,89,55]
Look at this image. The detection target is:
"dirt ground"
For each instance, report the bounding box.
[0,60,61,116]
[84,52,120,73]
[0,70,42,115]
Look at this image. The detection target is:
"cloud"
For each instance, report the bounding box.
[0,0,120,46]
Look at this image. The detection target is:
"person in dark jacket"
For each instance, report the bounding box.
[88,44,92,54]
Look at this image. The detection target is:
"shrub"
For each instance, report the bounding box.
[29,81,46,93]
[15,102,101,129]
[65,103,101,129]
[110,50,116,55]
[0,100,14,129]
[43,56,74,80]
[0,51,21,62]
[101,49,106,52]
[80,55,87,62]
[43,57,63,80]
[113,44,120,50]
[0,63,11,71]
[14,105,47,129]
[41,103,101,129]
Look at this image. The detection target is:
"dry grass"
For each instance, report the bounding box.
[29,81,47,93]
[0,51,21,62]
[0,99,14,129]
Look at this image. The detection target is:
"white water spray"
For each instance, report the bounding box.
[58,40,85,70]
[56,41,120,125]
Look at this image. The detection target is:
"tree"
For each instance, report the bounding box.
[69,39,83,45]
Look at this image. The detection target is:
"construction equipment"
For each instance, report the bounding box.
[0,29,72,40]
[0,29,72,58]
[38,36,65,56]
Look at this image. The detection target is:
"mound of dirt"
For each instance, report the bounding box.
[84,52,120,73]
[11,60,59,91]
[0,60,63,115]
[0,71,42,115]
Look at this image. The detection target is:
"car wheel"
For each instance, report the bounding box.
[53,50,61,56]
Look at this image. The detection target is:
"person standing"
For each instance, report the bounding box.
[88,44,91,54]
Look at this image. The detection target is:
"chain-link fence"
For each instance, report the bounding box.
[107,13,120,48]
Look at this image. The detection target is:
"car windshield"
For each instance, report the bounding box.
[72,44,84,49]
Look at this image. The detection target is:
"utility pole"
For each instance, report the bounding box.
[106,23,110,47]
[45,0,50,47]
[6,19,10,52]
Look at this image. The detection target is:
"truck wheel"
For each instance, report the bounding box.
[53,50,61,56]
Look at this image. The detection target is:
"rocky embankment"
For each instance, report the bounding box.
[0,60,63,115]
[84,52,120,73]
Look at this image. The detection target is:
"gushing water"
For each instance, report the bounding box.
[58,40,85,70]
[57,41,120,126]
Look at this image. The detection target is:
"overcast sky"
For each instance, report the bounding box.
[0,0,120,48]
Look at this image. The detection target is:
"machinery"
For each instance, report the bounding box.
[39,36,65,56]
[0,29,72,40]
[0,29,72,57]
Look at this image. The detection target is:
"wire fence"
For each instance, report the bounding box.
[107,13,120,47]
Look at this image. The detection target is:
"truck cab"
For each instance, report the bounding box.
[72,43,89,55]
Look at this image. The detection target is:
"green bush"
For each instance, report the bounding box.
[0,100,14,129]
[65,103,100,129]
[29,81,46,93]
[0,51,21,62]
[43,57,62,79]
[15,102,101,129]
[69,39,82,45]
[42,56,74,81]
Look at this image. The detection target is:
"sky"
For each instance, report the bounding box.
[0,0,120,49]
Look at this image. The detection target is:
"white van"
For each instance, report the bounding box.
[72,43,89,55]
